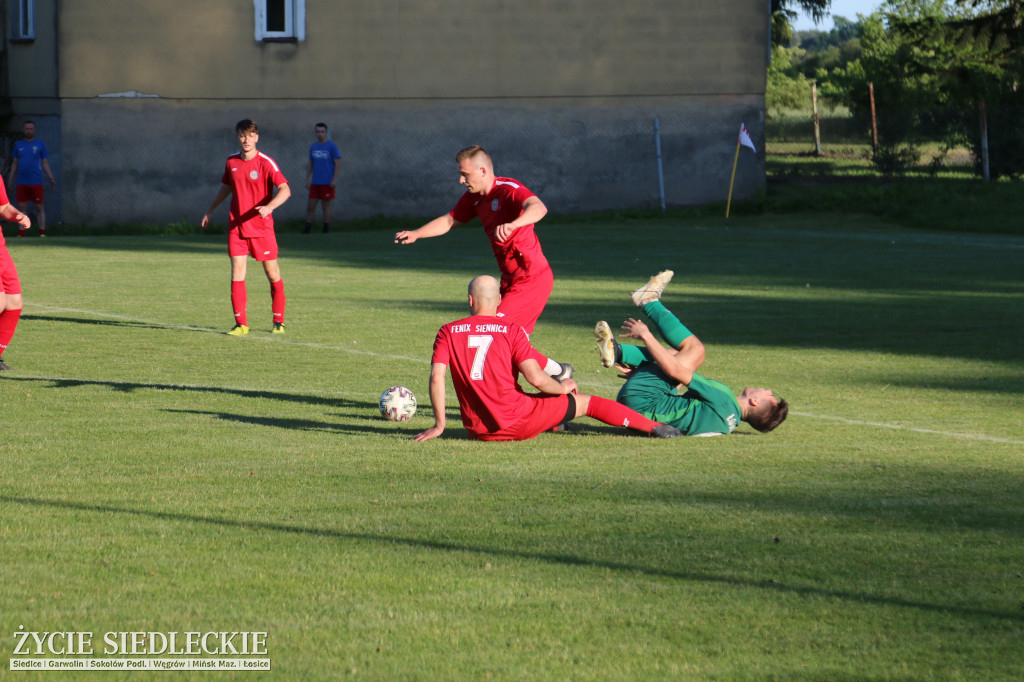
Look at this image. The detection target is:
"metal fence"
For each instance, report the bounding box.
[767,98,1024,181]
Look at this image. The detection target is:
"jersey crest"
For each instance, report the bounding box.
[491,198,499,211]
[249,170,259,180]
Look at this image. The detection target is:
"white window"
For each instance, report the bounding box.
[10,0,35,42]
[254,0,305,41]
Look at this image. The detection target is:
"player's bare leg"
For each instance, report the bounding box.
[35,203,46,236]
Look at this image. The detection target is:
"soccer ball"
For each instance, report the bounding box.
[379,386,417,422]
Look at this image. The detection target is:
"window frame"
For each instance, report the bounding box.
[254,0,305,42]
[10,0,36,42]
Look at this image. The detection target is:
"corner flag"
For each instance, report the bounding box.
[726,123,757,225]
[738,123,756,153]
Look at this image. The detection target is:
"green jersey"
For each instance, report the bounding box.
[617,365,741,436]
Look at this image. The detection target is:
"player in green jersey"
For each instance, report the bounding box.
[594,270,788,436]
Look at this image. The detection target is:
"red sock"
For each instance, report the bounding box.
[270,279,285,324]
[0,308,22,353]
[586,395,659,434]
[231,280,247,326]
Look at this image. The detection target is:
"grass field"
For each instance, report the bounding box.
[1,214,1023,680]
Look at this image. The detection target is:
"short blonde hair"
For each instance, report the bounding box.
[455,145,490,165]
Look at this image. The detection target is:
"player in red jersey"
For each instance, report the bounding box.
[414,275,682,442]
[394,146,572,382]
[202,119,291,335]
[0,176,33,369]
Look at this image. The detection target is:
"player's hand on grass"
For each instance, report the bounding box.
[394,230,417,245]
[413,425,443,442]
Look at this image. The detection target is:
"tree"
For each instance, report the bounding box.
[829,0,1024,176]
[772,0,833,47]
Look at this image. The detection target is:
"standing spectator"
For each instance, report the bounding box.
[201,119,291,335]
[0,175,32,369]
[7,121,57,238]
[304,122,341,234]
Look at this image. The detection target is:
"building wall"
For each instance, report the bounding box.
[60,96,764,225]
[55,1,767,99]
[10,1,770,225]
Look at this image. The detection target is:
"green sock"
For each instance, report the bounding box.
[641,301,694,349]
[620,344,652,366]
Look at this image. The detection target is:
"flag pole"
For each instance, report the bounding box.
[725,137,741,227]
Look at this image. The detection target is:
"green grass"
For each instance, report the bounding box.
[1,217,1023,680]
[763,144,1024,236]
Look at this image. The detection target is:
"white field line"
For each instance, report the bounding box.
[26,303,425,363]
[23,306,1024,447]
[790,411,1024,446]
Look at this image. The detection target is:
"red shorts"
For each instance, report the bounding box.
[0,245,21,295]
[308,185,336,201]
[228,228,279,261]
[473,393,574,442]
[497,265,553,334]
[16,185,44,205]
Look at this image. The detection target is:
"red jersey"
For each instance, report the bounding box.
[220,151,288,238]
[431,314,538,436]
[0,179,9,247]
[449,177,549,283]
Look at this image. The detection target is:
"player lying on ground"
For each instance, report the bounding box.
[594,270,788,437]
[414,275,682,442]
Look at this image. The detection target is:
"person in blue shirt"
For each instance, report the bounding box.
[303,123,341,234]
[7,121,56,237]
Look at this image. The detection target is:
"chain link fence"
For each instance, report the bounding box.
[767,95,1024,181]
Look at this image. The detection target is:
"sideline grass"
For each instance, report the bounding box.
[1,217,1022,680]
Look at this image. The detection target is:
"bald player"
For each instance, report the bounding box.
[415,275,682,442]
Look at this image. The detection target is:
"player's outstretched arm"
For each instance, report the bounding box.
[0,203,30,228]
[414,363,449,442]
[395,214,456,245]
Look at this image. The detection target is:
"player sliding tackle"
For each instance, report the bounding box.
[595,270,788,436]
[414,275,682,442]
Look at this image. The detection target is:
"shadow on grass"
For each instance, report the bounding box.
[16,224,1024,366]
[2,493,1020,623]
[0,376,378,411]
[164,409,405,437]
[20,314,217,333]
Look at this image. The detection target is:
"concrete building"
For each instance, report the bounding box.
[1,0,769,225]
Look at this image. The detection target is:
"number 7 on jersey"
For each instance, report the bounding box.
[467,335,494,380]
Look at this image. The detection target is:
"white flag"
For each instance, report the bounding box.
[738,124,756,153]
